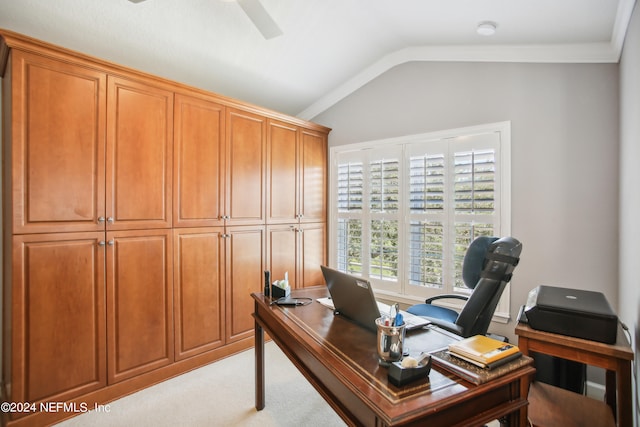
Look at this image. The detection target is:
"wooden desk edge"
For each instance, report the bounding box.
[515,323,633,360]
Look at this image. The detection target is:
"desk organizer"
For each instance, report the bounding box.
[271,284,291,299]
[388,355,432,386]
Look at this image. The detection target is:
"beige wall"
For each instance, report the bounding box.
[619,2,640,425]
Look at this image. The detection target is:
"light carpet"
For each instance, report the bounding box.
[55,342,347,427]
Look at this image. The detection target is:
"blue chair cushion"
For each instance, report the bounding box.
[405,303,459,323]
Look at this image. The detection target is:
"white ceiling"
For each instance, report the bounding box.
[0,0,636,120]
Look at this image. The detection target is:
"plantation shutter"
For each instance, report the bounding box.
[330,122,509,314]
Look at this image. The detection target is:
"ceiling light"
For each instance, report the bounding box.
[477,21,497,36]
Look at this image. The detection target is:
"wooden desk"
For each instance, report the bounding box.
[515,323,634,427]
[253,287,535,426]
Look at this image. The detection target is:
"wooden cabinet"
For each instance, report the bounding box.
[267,222,326,290]
[266,122,326,289]
[11,232,107,404]
[225,108,266,226]
[299,129,328,224]
[174,225,265,350]
[106,76,173,230]
[8,51,173,235]
[1,29,329,427]
[9,50,107,234]
[225,226,266,342]
[173,94,225,228]
[106,229,174,383]
[267,225,298,287]
[299,222,327,288]
[267,121,327,225]
[173,227,225,360]
[267,120,299,224]
[5,48,175,410]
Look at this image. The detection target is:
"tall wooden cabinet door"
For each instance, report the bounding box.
[174,94,225,227]
[267,120,298,224]
[106,229,173,383]
[300,129,327,223]
[10,51,106,234]
[225,226,265,342]
[174,228,225,360]
[300,223,326,288]
[106,76,173,230]
[225,108,266,226]
[267,225,298,289]
[11,232,106,405]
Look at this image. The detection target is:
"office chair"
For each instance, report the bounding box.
[406,236,522,338]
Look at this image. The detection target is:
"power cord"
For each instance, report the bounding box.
[269,297,313,306]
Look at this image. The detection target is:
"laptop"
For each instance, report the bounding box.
[320,266,430,332]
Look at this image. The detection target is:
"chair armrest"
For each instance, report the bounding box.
[426,318,464,337]
[424,294,469,304]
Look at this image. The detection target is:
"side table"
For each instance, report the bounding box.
[515,323,634,427]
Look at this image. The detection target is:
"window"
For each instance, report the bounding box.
[329,122,511,321]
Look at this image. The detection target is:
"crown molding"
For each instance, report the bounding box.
[298,0,636,121]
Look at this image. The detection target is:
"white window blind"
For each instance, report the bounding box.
[330,122,512,321]
[336,160,364,274]
[369,156,400,281]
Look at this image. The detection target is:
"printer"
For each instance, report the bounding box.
[522,285,618,344]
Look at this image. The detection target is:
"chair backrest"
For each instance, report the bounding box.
[455,236,522,337]
[461,236,499,290]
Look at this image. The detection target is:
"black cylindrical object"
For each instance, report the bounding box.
[264,270,270,297]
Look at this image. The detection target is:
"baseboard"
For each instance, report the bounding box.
[586,380,606,400]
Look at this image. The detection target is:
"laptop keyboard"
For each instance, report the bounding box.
[376,302,429,329]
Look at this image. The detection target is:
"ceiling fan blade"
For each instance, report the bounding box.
[128,0,147,3]
[237,0,283,39]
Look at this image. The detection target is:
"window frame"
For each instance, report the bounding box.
[328,121,512,322]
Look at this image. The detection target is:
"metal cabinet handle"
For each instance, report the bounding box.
[97,217,105,224]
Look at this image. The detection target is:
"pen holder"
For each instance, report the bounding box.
[271,283,291,299]
[376,317,406,366]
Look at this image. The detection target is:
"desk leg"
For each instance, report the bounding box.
[605,369,616,420]
[615,360,633,427]
[255,318,265,411]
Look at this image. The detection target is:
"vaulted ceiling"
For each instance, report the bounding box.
[0,0,636,119]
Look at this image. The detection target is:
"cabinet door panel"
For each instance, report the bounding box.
[267,225,298,289]
[12,232,106,403]
[300,129,327,223]
[300,223,326,288]
[11,51,106,234]
[226,109,265,225]
[267,120,298,224]
[226,227,265,342]
[107,77,173,230]
[174,94,225,227]
[107,229,173,383]
[174,228,225,360]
